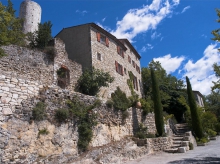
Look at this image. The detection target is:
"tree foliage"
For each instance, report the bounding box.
[77,67,114,96]
[151,68,164,136]
[186,76,203,138]
[28,21,53,49]
[141,60,188,122]
[111,87,130,111]
[0,0,25,57]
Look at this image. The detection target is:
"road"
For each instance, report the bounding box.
[126,137,220,164]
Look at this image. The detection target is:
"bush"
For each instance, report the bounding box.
[38,128,49,136]
[0,48,7,58]
[140,98,150,116]
[122,110,129,121]
[76,67,114,96]
[196,137,208,144]
[43,46,55,59]
[106,99,113,108]
[32,102,47,121]
[207,129,217,137]
[111,87,130,111]
[134,123,148,139]
[55,109,69,123]
[215,123,220,133]
[189,142,194,150]
[146,133,155,138]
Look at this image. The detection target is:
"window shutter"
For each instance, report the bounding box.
[115,61,118,72]
[136,78,138,91]
[97,32,100,42]
[122,51,125,58]
[117,46,120,54]
[106,38,109,47]
[122,65,124,76]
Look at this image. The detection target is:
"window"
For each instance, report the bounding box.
[124,68,127,75]
[128,55,131,63]
[117,46,124,58]
[136,64,140,74]
[96,32,109,47]
[133,75,138,91]
[132,60,135,68]
[97,53,102,61]
[115,61,123,76]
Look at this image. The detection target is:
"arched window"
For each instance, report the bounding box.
[56,65,70,89]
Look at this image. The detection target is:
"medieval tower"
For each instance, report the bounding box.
[19,0,41,34]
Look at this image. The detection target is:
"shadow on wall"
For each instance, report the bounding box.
[132,107,139,134]
[168,157,220,164]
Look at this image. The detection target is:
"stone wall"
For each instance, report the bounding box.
[0,41,82,121]
[0,85,158,163]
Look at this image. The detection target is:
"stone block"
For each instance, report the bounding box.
[2,107,12,115]
[181,141,189,147]
[178,147,186,153]
[185,132,191,136]
[1,87,9,92]
[11,78,18,83]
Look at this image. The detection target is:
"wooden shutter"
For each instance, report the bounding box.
[117,46,120,54]
[106,38,109,47]
[121,65,124,76]
[97,32,100,42]
[115,61,118,73]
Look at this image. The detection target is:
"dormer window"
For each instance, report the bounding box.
[97,32,109,47]
[117,46,124,58]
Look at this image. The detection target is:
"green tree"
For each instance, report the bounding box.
[186,76,203,138]
[0,1,25,57]
[28,21,53,49]
[77,67,114,96]
[151,69,164,136]
[142,60,187,122]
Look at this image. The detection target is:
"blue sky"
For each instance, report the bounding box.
[2,0,220,95]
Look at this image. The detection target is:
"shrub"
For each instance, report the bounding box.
[146,133,155,138]
[189,142,194,150]
[55,109,69,123]
[135,123,148,139]
[140,98,150,116]
[111,87,130,111]
[38,128,49,136]
[32,102,47,121]
[122,110,129,121]
[207,129,217,137]
[43,46,55,59]
[106,99,113,108]
[196,137,208,144]
[76,67,114,96]
[0,48,7,58]
[66,97,98,152]
[215,123,220,133]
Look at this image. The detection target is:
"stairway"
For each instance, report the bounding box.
[164,123,191,153]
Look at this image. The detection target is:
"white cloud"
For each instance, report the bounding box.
[181,6,190,13]
[153,54,185,74]
[182,44,220,95]
[110,0,179,41]
[102,17,106,22]
[141,44,154,52]
[151,31,161,39]
[76,10,88,16]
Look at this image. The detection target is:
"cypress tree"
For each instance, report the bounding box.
[151,69,164,136]
[186,76,203,138]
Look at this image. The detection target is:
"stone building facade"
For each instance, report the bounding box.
[193,90,204,107]
[55,23,142,99]
[19,0,41,34]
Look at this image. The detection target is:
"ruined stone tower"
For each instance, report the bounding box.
[19,0,41,34]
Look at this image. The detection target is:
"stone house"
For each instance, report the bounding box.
[55,23,142,99]
[193,90,204,107]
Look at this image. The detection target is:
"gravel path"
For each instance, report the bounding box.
[126,137,220,164]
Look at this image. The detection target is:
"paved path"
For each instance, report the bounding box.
[126,137,220,164]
